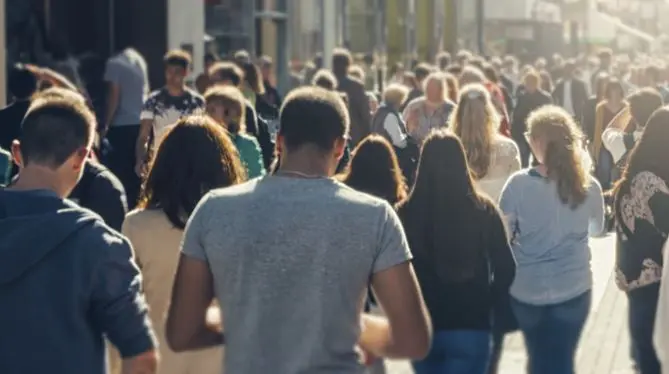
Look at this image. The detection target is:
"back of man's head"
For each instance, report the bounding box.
[279,87,349,153]
[629,88,663,129]
[9,64,38,100]
[414,63,434,83]
[332,48,353,76]
[18,95,95,169]
[209,62,245,88]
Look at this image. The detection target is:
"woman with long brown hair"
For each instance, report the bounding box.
[451,84,520,202]
[398,131,515,374]
[341,134,407,205]
[114,115,246,374]
[613,107,669,374]
[500,106,604,374]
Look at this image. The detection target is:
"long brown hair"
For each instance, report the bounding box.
[139,115,246,228]
[526,106,589,209]
[341,135,407,205]
[450,84,499,179]
[614,107,669,201]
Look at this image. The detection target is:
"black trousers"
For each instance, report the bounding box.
[104,125,141,210]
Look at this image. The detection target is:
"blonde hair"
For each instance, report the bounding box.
[526,105,588,209]
[382,84,409,108]
[523,69,541,87]
[422,72,448,101]
[459,66,486,86]
[450,84,499,179]
[204,85,247,133]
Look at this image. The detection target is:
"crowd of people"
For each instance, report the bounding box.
[0,42,669,374]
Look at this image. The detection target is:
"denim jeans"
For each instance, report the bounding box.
[511,291,591,374]
[412,330,491,374]
[628,284,661,374]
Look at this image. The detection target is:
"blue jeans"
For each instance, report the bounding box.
[412,330,491,374]
[628,284,661,374]
[511,291,591,374]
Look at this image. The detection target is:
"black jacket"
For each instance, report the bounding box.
[512,89,553,139]
[69,161,127,232]
[336,74,371,146]
[552,78,589,122]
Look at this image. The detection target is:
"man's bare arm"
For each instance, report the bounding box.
[103,82,121,135]
[121,350,158,374]
[166,255,224,352]
[134,119,153,175]
[359,262,432,360]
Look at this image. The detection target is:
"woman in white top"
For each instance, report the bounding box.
[451,84,521,202]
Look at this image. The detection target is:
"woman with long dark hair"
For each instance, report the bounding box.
[500,106,604,374]
[613,107,669,374]
[114,115,246,374]
[398,131,516,374]
[341,134,407,205]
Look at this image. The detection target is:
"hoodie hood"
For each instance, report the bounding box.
[0,189,98,284]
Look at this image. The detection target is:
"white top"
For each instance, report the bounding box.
[602,127,643,163]
[383,115,408,148]
[475,135,522,203]
[563,80,575,116]
[655,237,669,374]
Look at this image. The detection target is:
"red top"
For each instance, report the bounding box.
[485,82,511,137]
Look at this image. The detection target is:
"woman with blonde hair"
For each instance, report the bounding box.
[500,106,604,374]
[402,72,455,144]
[444,73,459,103]
[460,65,511,136]
[451,84,520,202]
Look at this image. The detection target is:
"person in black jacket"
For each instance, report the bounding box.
[69,159,127,232]
[398,131,515,374]
[512,70,552,167]
[552,60,589,123]
[333,48,371,147]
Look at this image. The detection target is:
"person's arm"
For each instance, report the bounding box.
[499,175,520,239]
[358,86,372,138]
[488,208,516,299]
[359,205,432,360]
[588,179,606,237]
[602,106,632,163]
[91,235,157,374]
[166,196,224,352]
[383,115,408,148]
[86,169,128,232]
[25,64,79,92]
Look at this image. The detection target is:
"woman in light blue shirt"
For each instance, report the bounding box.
[499,105,605,374]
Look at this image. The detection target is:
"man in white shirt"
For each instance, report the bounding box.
[602,88,663,165]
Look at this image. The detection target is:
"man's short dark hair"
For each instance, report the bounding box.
[20,96,96,168]
[436,52,451,70]
[164,49,192,70]
[9,64,38,100]
[629,88,663,128]
[332,48,353,75]
[413,63,434,81]
[209,62,244,88]
[279,87,349,152]
[233,50,251,65]
[260,55,273,69]
[204,52,220,65]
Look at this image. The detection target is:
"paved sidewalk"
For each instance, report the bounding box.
[386,235,635,374]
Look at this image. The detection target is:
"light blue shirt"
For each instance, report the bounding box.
[499,168,605,306]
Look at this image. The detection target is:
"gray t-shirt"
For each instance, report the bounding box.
[182,176,412,374]
[104,49,149,127]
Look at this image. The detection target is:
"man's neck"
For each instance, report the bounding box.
[9,166,71,198]
[278,150,335,178]
[166,85,185,97]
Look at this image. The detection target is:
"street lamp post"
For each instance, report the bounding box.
[476,0,485,55]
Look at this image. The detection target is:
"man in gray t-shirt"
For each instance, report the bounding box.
[166,87,431,373]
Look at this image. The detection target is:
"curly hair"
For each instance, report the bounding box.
[526,105,588,209]
[450,84,499,180]
[139,115,246,228]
